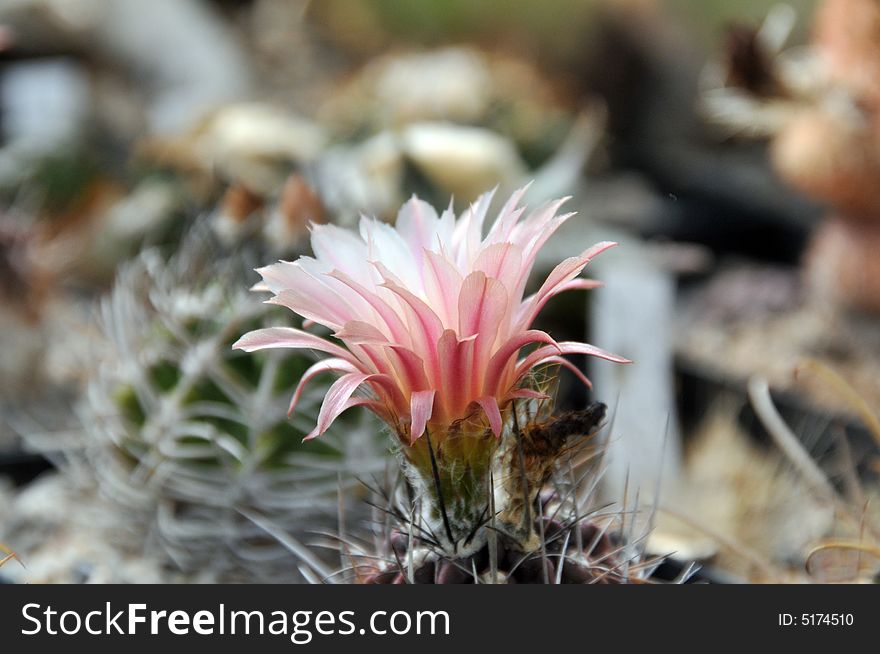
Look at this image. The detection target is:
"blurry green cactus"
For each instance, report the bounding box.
[78,232,385,581]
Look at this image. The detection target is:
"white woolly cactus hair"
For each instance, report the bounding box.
[68,234,387,582]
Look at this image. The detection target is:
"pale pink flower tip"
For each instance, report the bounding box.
[233,186,629,443]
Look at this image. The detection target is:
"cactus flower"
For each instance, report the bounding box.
[235,185,629,554]
[234,185,628,445]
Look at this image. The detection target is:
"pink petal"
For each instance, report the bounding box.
[360,216,420,288]
[377,266,446,338]
[514,341,631,388]
[328,269,409,343]
[514,197,571,248]
[232,327,356,363]
[306,372,374,440]
[422,249,463,329]
[310,223,372,280]
[475,396,503,437]
[516,278,603,328]
[316,342,406,412]
[256,260,300,294]
[436,329,477,419]
[452,188,495,268]
[373,264,444,333]
[484,330,560,396]
[528,355,593,391]
[287,358,360,416]
[509,388,551,401]
[384,345,430,400]
[267,289,347,331]
[508,200,575,298]
[458,272,509,390]
[559,278,603,291]
[533,241,616,300]
[298,256,383,323]
[361,372,409,416]
[260,259,372,330]
[304,396,374,441]
[376,266,444,377]
[473,242,523,293]
[409,389,436,443]
[517,241,617,330]
[335,320,390,345]
[458,272,508,339]
[486,183,530,244]
[396,196,441,262]
[250,280,271,292]
[437,197,456,244]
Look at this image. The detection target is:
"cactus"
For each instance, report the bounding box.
[273,376,670,585]
[234,187,675,583]
[346,396,666,584]
[71,231,385,582]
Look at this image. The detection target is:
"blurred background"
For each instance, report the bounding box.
[1,0,878,584]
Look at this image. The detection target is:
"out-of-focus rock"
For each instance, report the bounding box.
[309,131,405,226]
[400,122,528,202]
[320,45,574,151]
[348,47,493,127]
[0,0,253,135]
[141,103,327,195]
